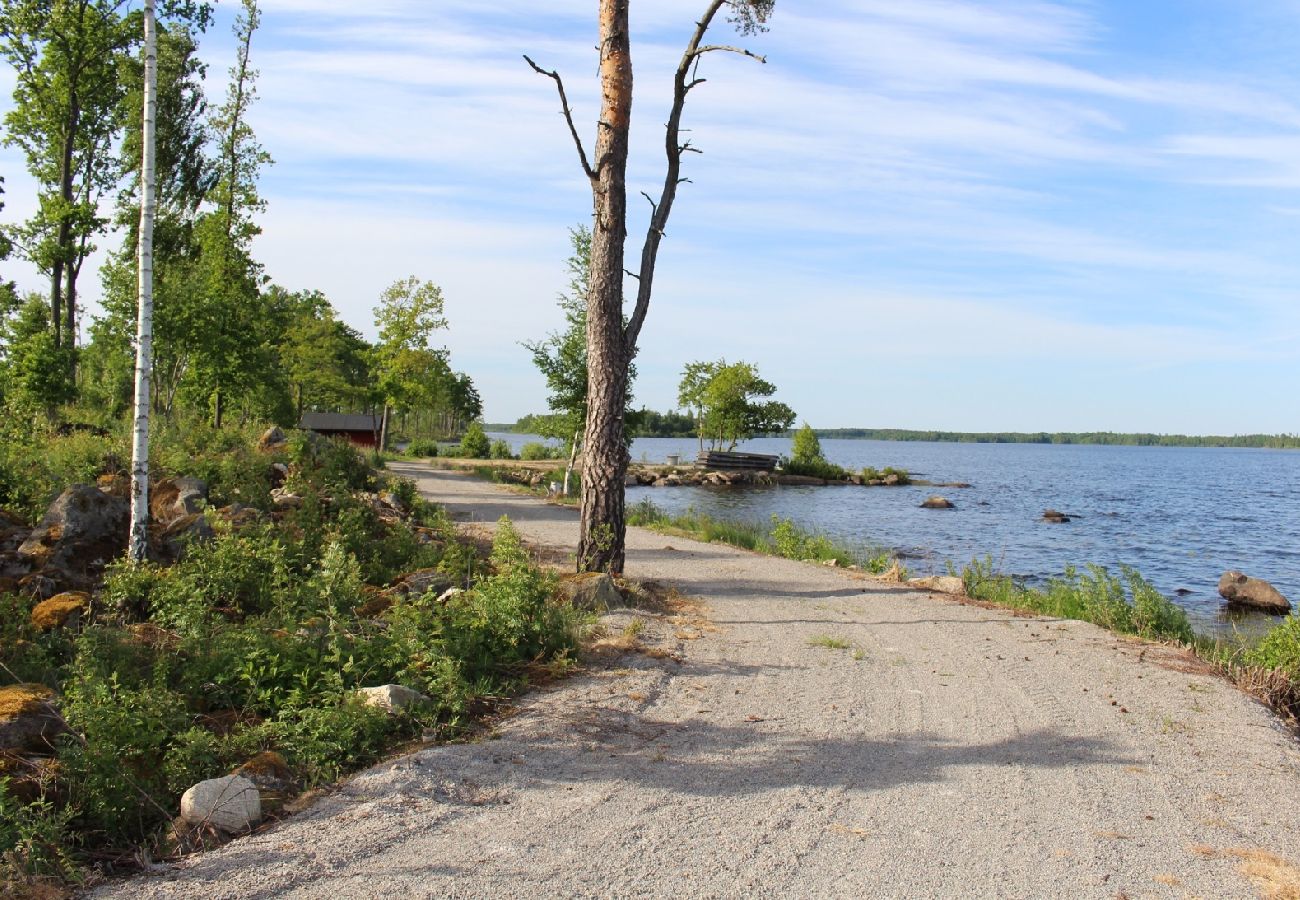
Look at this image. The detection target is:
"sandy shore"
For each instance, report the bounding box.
[92,463,1300,899]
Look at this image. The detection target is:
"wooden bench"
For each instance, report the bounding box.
[695,451,779,471]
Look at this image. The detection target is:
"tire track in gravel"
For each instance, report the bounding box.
[92,463,1300,899]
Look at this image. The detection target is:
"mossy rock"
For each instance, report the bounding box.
[0,684,66,754]
[30,591,89,631]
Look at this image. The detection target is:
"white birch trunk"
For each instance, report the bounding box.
[563,428,580,496]
[128,0,158,563]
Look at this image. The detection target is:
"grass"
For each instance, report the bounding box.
[627,498,900,575]
[958,555,1300,726]
[807,635,852,650]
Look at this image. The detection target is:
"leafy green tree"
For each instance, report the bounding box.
[459,421,489,459]
[274,288,371,419]
[90,14,214,419]
[372,276,448,450]
[524,225,640,494]
[790,422,821,464]
[678,359,794,451]
[0,0,139,378]
[186,0,276,427]
[0,292,76,415]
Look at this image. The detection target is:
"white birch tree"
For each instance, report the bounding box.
[128,0,157,563]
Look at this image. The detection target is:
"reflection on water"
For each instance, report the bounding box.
[490,433,1299,636]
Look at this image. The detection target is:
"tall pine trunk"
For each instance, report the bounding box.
[128,0,157,563]
[576,0,633,573]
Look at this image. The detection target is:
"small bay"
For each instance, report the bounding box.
[491,434,1298,635]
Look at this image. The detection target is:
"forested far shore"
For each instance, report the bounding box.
[493,416,1299,450]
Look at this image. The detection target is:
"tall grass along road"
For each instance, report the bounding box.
[97,461,1300,899]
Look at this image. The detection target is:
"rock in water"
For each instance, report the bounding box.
[1218,571,1291,613]
[920,496,955,510]
[180,775,262,833]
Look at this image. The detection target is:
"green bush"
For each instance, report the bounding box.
[459,422,490,459]
[0,779,78,883]
[1249,614,1300,679]
[403,438,439,457]
[519,442,563,461]
[861,466,911,484]
[790,423,821,464]
[782,456,848,480]
[489,439,514,460]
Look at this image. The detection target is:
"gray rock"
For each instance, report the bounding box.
[1218,571,1291,613]
[358,684,431,713]
[150,477,208,524]
[920,496,955,510]
[259,426,288,449]
[18,484,128,577]
[159,513,216,560]
[180,775,262,833]
[1042,509,1071,523]
[393,568,455,601]
[908,575,966,595]
[558,572,625,611]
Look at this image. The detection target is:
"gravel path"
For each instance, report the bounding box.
[95,464,1300,899]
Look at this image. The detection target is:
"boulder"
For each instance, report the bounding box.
[883,473,902,486]
[150,477,208,524]
[0,684,66,755]
[1042,509,1071,523]
[233,751,297,809]
[908,575,966,595]
[558,572,625,611]
[1218,571,1291,613]
[96,472,130,499]
[920,496,955,510]
[216,503,264,529]
[270,487,303,510]
[268,462,289,488]
[18,485,128,578]
[180,775,262,833]
[391,568,454,601]
[30,591,89,631]
[158,513,216,560]
[357,684,430,713]
[258,426,288,450]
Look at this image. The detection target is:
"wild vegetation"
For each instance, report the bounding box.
[0,425,584,889]
[0,0,480,448]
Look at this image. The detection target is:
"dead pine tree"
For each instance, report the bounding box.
[526,0,775,573]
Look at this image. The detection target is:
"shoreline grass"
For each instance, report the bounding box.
[626,498,900,575]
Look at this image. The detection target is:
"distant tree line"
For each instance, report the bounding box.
[806,429,1300,449]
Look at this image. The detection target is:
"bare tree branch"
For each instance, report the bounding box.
[693,44,767,63]
[624,0,764,351]
[523,54,596,182]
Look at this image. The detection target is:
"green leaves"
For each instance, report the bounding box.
[678,358,795,451]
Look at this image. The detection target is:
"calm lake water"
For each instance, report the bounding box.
[489,433,1299,635]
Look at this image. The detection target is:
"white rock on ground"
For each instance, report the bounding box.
[357,684,429,713]
[179,776,261,834]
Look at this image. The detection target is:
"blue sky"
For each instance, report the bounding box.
[3,0,1299,432]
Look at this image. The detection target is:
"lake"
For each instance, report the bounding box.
[489,433,1299,635]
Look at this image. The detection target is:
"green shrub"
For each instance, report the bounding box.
[403,438,439,457]
[861,466,911,484]
[519,442,563,461]
[782,456,848,480]
[489,439,514,460]
[1249,614,1300,679]
[0,779,78,883]
[790,423,821,464]
[459,423,490,459]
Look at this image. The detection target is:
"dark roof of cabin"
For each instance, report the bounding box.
[299,413,379,433]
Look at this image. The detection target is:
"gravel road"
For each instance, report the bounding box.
[94,463,1300,899]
